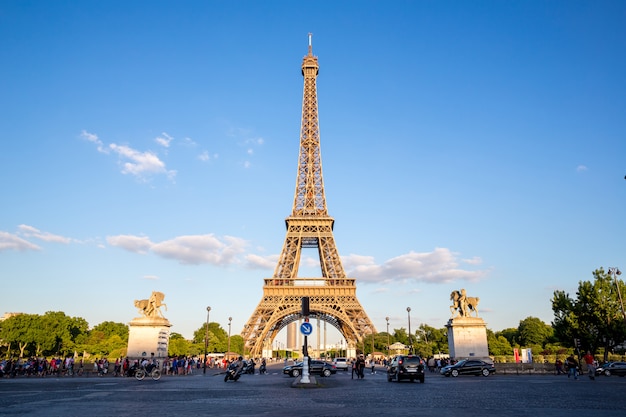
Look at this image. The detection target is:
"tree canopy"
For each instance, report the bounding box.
[552,268,626,361]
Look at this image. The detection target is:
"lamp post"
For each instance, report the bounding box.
[385,316,390,358]
[608,267,626,324]
[227,317,232,360]
[204,306,211,374]
[407,307,412,354]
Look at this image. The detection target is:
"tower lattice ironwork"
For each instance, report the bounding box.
[241,35,376,357]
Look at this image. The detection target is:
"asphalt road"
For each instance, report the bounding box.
[1,363,625,417]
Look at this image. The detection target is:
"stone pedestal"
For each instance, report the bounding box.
[446,317,489,360]
[127,317,171,360]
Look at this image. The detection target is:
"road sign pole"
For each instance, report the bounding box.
[301,297,311,383]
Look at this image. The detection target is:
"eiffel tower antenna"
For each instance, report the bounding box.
[241,34,376,358]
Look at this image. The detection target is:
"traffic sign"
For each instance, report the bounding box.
[300,322,313,336]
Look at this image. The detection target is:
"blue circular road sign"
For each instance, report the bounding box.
[300,322,313,336]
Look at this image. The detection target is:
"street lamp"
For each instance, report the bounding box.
[608,267,626,324]
[227,317,232,361]
[385,316,390,358]
[204,306,211,374]
[407,307,412,354]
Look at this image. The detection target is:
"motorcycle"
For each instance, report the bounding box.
[244,360,255,375]
[224,362,243,382]
[259,360,267,375]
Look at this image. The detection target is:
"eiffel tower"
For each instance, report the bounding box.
[241,34,376,358]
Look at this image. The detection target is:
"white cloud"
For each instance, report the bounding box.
[80,130,108,153]
[241,247,489,285]
[576,165,588,172]
[244,137,264,146]
[107,235,153,254]
[81,131,177,182]
[155,132,173,148]
[342,248,489,284]
[245,253,277,269]
[143,275,159,280]
[108,233,248,266]
[17,224,71,244]
[462,256,483,265]
[109,143,177,181]
[182,137,197,147]
[152,234,247,265]
[0,231,41,251]
[198,151,210,161]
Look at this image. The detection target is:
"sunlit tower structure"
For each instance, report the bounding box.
[241,34,376,358]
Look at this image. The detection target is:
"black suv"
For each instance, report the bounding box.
[387,355,425,383]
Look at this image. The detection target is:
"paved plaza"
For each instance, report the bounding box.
[1,363,625,416]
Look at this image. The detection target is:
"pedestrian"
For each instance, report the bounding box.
[351,359,356,379]
[555,359,564,375]
[356,354,366,379]
[566,355,578,380]
[583,351,595,380]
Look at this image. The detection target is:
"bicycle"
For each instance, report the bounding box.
[135,364,161,381]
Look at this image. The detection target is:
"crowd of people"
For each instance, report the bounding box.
[0,357,86,378]
[0,355,273,378]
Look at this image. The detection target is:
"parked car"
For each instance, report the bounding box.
[440,359,495,377]
[283,360,337,377]
[386,355,425,383]
[595,362,626,377]
[333,357,349,371]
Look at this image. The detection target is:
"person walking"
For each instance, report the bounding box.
[566,355,578,380]
[351,358,356,380]
[583,351,596,380]
[356,355,366,379]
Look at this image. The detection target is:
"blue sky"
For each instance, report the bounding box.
[1,1,625,346]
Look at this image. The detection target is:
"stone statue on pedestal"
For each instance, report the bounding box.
[446,289,488,359]
[127,291,171,360]
[450,289,480,318]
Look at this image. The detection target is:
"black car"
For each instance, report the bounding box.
[440,359,495,377]
[595,361,626,377]
[387,355,425,383]
[282,360,337,377]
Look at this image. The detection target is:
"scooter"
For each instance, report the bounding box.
[259,361,267,375]
[244,360,255,375]
[224,362,243,382]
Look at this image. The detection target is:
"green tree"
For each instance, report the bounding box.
[517,316,553,347]
[168,333,190,357]
[0,314,38,357]
[0,312,88,357]
[422,325,449,356]
[192,322,228,353]
[487,329,513,356]
[552,268,626,362]
[39,311,89,356]
[411,324,448,357]
[498,328,519,347]
[92,321,129,340]
[393,328,408,345]
[230,335,244,355]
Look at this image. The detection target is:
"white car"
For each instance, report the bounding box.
[333,357,349,370]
